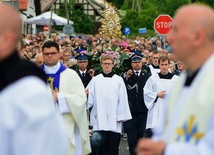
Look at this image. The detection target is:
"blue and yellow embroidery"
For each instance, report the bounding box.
[176,115,204,144]
[47,77,59,92]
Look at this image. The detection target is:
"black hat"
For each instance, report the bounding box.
[131,54,142,62]
[76,53,88,62]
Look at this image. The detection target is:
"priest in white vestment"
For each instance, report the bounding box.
[41,41,91,155]
[87,55,132,155]
[136,4,214,155]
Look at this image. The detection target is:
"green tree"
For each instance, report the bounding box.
[163,0,190,17]
[57,3,94,34]
[121,0,159,37]
[192,0,214,8]
[120,0,191,38]
[107,0,125,9]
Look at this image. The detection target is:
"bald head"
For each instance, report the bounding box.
[175,4,214,41]
[35,53,43,67]
[0,4,21,35]
[0,4,22,61]
[167,4,214,71]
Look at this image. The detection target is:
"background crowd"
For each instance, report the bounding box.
[19,32,186,76]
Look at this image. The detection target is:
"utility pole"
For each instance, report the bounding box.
[65,0,70,24]
[49,5,53,37]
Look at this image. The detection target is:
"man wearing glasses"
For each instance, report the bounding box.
[86,55,131,155]
[41,41,91,155]
[149,51,160,75]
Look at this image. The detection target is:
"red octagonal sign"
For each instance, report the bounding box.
[154,15,174,35]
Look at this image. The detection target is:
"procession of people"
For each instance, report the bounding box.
[1,2,214,155]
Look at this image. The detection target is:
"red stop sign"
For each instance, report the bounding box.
[154,15,174,35]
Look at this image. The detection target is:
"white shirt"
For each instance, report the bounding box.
[134,70,141,76]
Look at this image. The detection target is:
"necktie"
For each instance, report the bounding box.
[135,71,139,77]
[82,73,85,77]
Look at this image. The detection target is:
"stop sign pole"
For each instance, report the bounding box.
[154,14,174,49]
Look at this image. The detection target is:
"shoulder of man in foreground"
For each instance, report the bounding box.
[0,76,69,155]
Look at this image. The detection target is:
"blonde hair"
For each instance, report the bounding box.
[101,55,114,63]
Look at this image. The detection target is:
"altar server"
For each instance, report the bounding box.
[149,51,160,75]
[87,55,131,155]
[144,55,179,137]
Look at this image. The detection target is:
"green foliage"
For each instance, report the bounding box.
[88,50,133,75]
[120,0,190,37]
[121,0,159,37]
[163,0,190,17]
[56,3,94,34]
[192,0,214,7]
[120,0,133,10]
[72,9,94,34]
[107,0,126,9]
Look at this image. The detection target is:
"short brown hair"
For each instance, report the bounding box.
[153,50,159,55]
[101,55,114,63]
[158,55,170,64]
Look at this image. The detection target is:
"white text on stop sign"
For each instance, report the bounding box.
[156,22,173,28]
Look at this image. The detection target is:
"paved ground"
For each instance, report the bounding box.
[119,139,129,155]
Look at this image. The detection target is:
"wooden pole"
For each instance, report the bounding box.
[49,5,53,37]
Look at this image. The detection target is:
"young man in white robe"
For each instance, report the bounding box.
[41,41,91,155]
[86,55,132,155]
[136,4,214,155]
[0,4,68,155]
[144,55,179,137]
[149,51,160,75]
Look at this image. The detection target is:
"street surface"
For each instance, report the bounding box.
[119,139,129,155]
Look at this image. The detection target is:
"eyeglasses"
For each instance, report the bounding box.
[43,52,58,56]
[153,57,159,59]
[101,63,113,66]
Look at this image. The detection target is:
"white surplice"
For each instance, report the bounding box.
[86,74,132,133]
[149,65,160,75]
[0,76,68,155]
[144,73,179,129]
[152,54,214,155]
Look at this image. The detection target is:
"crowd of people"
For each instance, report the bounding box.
[1,2,214,155]
[19,31,186,74]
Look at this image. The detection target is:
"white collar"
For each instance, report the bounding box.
[79,69,87,74]
[44,61,61,74]
[134,70,141,73]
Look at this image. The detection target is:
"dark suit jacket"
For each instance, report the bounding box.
[76,70,92,88]
[122,70,150,114]
[142,65,151,75]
